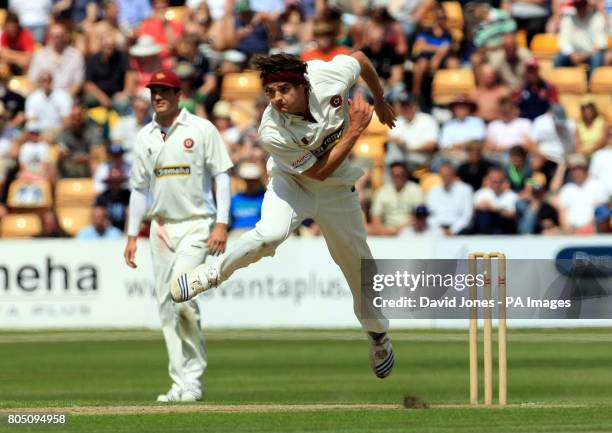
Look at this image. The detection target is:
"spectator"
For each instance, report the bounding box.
[516,173,560,235]
[212,101,241,161]
[426,161,474,236]
[399,205,442,236]
[506,145,532,192]
[175,62,206,118]
[526,104,576,163]
[530,152,566,194]
[487,33,532,91]
[36,209,68,238]
[25,71,72,137]
[274,4,306,56]
[8,0,52,43]
[470,64,510,122]
[472,166,519,234]
[57,104,105,178]
[117,0,151,34]
[510,1,552,44]
[0,72,26,127]
[53,0,100,28]
[485,97,532,162]
[110,96,150,163]
[84,34,130,109]
[28,21,85,97]
[595,204,612,233]
[93,144,130,193]
[0,103,18,189]
[76,205,123,239]
[590,142,612,197]
[386,92,438,170]
[95,167,130,231]
[368,161,424,236]
[175,33,217,114]
[439,96,486,165]
[301,20,350,62]
[555,153,607,234]
[230,162,265,234]
[222,0,274,58]
[472,4,517,64]
[411,6,457,99]
[576,97,608,157]
[378,0,436,39]
[85,0,128,55]
[517,58,559,121]
[125,36,166,97]
[555,0,607,71]
[138,0,184,59]
[0,12,36,75]
[457,140,496,192]
[16,122,51,181]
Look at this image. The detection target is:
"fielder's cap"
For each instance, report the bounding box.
[595,205,612,224]
[414,205,429,217]
[567,153,588,168]
[108,144,125,155]
[212,100,231,118]
[238,162,262,180]
[524,57,539,69]
[146,70,181,90]
[396,91,417,105]
[104,167,128,183]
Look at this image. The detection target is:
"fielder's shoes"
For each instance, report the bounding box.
[181,386,203,402]
[171,265,219,303]
[156,384,182,402]
[369,333,394,379]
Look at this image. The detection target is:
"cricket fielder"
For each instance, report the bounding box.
[123,70,233,401]
[173,53,397,378]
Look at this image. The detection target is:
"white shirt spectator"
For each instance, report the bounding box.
[387,112,439,166]
[439,116,486,149]
[559,11,607,55]
[426,180,474,234]
[558,179,607,228]
[8,0,52,27]
[474,187,518,213]
[486,117,532,151]
[530,113,576,162]
[19,140,49,176]
[28,46,85,93]
[25,89,72,133]
[589,147,612,197]
[110,116,144,164]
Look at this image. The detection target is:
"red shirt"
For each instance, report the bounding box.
[301,45,351,62]
[1,28,36,52]
[139,18,184,58]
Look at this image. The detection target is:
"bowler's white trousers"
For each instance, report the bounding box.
[150,217,210,391]
[216,171,389,333]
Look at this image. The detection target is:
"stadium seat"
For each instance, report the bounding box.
[442,2,463,30]
[8,75,35,97]
[590,67,612,94]
[56,207,92,237]
[530,33,560,59]
[47,144,61,165]
[432,69,476,105]
[221,72,262,100]
[230,99,257,129]
[540,67,587,94]
[55,178,96,208]
[364,112,389,136]
[353,135,386,165]
[419,172,442,193]
[558,94,581,120]
[7,179,52,210]
[0,213,42,238]
[516,30,527,48]
[0,9,6,27]
[165,6,188,22]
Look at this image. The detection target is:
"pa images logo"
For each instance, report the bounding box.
[330,94,342,108]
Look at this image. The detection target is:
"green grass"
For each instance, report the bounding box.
[1,328,611,432]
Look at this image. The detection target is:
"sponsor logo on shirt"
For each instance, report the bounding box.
[154,165,192,178]
[291,153,312,169]
[311,123,344,158]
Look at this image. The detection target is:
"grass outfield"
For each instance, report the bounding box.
[1,328,612,432]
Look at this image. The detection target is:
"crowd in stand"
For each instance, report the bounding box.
[0,0,611,238]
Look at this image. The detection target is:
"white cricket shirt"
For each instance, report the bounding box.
[130,109,233,220]
[258,54,364,186]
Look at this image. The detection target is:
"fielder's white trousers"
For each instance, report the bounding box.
[217,172,389,334]
[150,217,210,391]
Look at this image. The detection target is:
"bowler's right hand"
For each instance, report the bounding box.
[124,236,138,268]
[347,94,374,135]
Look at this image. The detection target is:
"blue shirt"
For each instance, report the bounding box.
[230,192,264,230]
[117,0,151,28]
[439,116,486,148]
[76,225,123,240]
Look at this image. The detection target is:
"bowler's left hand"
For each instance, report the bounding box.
[207,224,228,256]
[374,99,397,129]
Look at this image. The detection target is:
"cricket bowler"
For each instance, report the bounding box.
[172,53,397,378]
[123,70,233,401]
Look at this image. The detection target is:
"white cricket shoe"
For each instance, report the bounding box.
[156,384,182,402]
[181,386,203,402]
[369,333,395,379]
[171,265,219,303]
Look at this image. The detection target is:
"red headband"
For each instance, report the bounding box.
[261,71,307,86]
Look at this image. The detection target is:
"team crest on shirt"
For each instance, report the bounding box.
[330,95,342,108]
[183,138,195,152]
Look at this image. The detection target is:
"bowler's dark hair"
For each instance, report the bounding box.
[251,54,310,89]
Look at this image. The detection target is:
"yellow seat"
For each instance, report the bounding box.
[590,67,612,94]
[442,2,463,30]
[0,213,42,238]
[165,6,188,22]
[530,33,560,60]
[516,30,528,49]
[8,75,35,97]
[229,99,257,129]
[221,71,262,101]
[432,69,476,105]
[55,178,96,208]
[56,207,92,237]
[364,112,389,136]
[353,136,386,165]
[540,67,587,94]
[560,93,612,120]
[419,173,442,193]
[7,179,52,210]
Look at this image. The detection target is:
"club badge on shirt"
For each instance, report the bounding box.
[330,95,342,108]
[183,138,195,152]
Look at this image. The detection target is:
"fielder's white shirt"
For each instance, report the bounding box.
[258,54,364,186]
[130,109,233,220]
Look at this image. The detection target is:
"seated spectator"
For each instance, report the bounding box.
[117,0,151,35]
[368,161,424,236]
[360,22,404,99]
[110,96,150,163]
[175,62,206,118]
[555,153,608,234]
[94,144,131,193]
[76,205,123,239]
[380,0,436,39]
[439,96,486,165]
[411,6,457,99]
[506,145,532,192]
[0,12,36,75]
[221,0,273,58]
[457,140,496,191]
[516,173,560,234]
[590,143,612,197]
[386,92,438,170]
[17,122,52,181]
[53,0,99,28]
[525,104,576,163]
[470,64,510,122]
[301,20,350,62]
[399,205,442,236]
[230,162,265,234]
[57,104,105,178]
[95,167,130,231]
[510,1,551,45]
[175,33,217,113]
[426,161,474,236]
[554,0,607,71]
[8,0,52,43]
[472,166,519,234]
[85,0,128,55]
[576,97,608,157]
[25,71,72,137]
[530,153,566,194]
[517,58,559,121]
[472,4,517,64]
[487,33,532,91]
[138,0,184,59]
[125,36,167,97]
[595,204,612,233]
[36,209,68,238]
[485,97,532,162]
[28,21,85,97]
[84,35,129,109]
[273,4,306,56]
[0,70,26,128]
[0,102,19,189]
[212,101,241,161]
